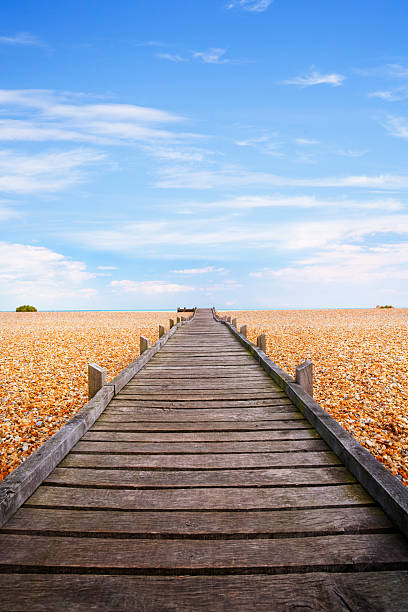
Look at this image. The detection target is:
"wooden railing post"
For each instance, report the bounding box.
[226,316,231,323]
[296,360,313,397]
[240,325,247,338]
[232,318,237,328]
[140,335,149,354]
[177,316,181,324]
[159,325,165,338]
[88,363,107,400]
[169,319,175,328]
[257,334,266,353]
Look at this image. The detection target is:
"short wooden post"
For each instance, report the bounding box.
[177,316,181,324]
[169,319,175,328]
[232,318,237,328]
[140,335,149,354]
[88,363,107,400]
[296,360,313,397]
[226,316,231,323]
[181,316,186,322]
[240,325,247,338]
[257,334,266,353]
[159,325,165,338]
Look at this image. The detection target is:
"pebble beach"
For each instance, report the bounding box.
[1,308,407,485]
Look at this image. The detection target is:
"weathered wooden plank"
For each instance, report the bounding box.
[116,391,287,400]
[151,358,257,365]
[142,365,261,371]
[5,505,390,537]
[1,533,407,571]
[91,419,312,431]
[62,450,342,469]
[98,408,302,421]
[133,371,269,379]
[72,439,328,454]
[124,382,280,391]
[108,398,294,409]
[26,483,373,511]
[2,572,408,612]
[44,466,355,488]
[142,349,253,355]
[82,429,320,442]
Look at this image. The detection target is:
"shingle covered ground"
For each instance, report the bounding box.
[220,308,408,485]
[0,311,174,480]
[1,308,407,485]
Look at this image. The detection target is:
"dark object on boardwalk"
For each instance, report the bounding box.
[177,306,196,312]
[15,304,37,312]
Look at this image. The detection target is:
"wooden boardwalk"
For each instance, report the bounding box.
[0,308,408,610]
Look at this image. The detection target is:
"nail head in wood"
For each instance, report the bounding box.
[140,335,149,355]
[296,359,313,397]
[240,325,247,338]
[87,363,107,400]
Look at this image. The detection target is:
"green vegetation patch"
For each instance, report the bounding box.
[16,305,38,312]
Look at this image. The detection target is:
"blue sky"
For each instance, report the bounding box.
[1,0,408,310]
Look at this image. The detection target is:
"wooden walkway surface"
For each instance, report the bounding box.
[0,308,408,610]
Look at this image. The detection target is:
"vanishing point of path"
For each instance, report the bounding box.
[0,308,407,610]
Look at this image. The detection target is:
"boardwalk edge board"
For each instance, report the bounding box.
[0,312,195,528]
[212,308,408,539]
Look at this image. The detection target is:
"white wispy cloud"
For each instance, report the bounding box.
[0,149,105,195]
[235,134,284,156]
[141,144,209,162]
[0,32,44,46]
[275,215,408,250]
[0,241,96,302]
[235,135,270,147]
[110,280,194,294]
[156,52,187,63]
[0,90,191,147]
[295,138,320,145]
[226,0,273,12]
[336,148,368,158]
[187,194,403,211]
[383,115,408,139]
[250,243,408,283]
[171,266,226,274]
[284,70,345,87]
[157,48,233,65]
[0,200,21,221]
[369,88,408,102]
[386,64,408,79]
[192,48,229,64]
[69,213,408,257]
[97,265,118,270]
[156,164,408,190]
